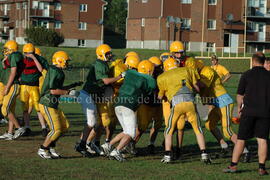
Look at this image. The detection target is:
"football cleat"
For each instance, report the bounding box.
[201,153,212,164]
[109,149,126,162]
[123,141,137,155]
[0,132,13,140]
[74,142,92,158]
[49,148,61,159]
[161,155,172,164]
[101,142,112,156]
[22,128,32,136]
[88,142,101,155]
[13,127,26,139]
[38,148,52,159]
[259,168,269,176]
[86,143,96,154]
[223,166,237,173]
[0,118,8,124]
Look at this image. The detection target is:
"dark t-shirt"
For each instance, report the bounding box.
[237,66,270,117]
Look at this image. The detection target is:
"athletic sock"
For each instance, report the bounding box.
[105,139,110,143]
[201,149,207,154]
[41,125,46,129]
[50,141,56,148]
[230,162,238,167]
[40,145,49,150]
[165,151,172,156]
[259,163,266,170]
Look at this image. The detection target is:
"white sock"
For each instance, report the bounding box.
[243,147,249,154]
[41,125,46,129]
[221,143,228,149]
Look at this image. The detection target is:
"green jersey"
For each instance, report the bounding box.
[115,69,156,111]
[20,54,48,86]
[82,59,110,97]
[39,65,65,109]
[5,52,24,84]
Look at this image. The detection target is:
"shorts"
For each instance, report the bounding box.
[238,116,270,140]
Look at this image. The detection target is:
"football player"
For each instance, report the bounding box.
[75,44,124,157]
[158,57,210,164]
[210,55,231,84]
[102,60,156,162]
[135,56,163,154]
[20,43,48,136]
[38,51,79,159]
[0,40,25,140]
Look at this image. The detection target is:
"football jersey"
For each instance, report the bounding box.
[211,64,229,79]
[39,65,65,109]
[115,69,156,111]
[157,67,198,102]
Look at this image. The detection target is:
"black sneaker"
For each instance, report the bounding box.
[74,142,92,158]
[22,128,32,136]
[147,144,155,154]
[42,128,48,137]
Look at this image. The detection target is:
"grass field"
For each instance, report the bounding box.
[0,47,266,179]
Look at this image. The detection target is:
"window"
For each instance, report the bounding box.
[206,42,215,52]
[15,20,19,28]
[181,0,192,4]
[207,19,216,30]
[183,42,190,51]
[208,0,217,5]
[55,2,61,10]
[22,2,27,10]
[78,39,85,47]
[32,1,38,9]
[79,4,87,12]
[79,22,87,30]
[247,21,257,32]
[16,3,20,9]
[181,18,191,30]
[39,21,49,28]
[141,18,145,27]
[39,2,44,10]
[142,0,148,3]
[54,21,61,29]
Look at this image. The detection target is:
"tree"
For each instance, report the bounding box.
[25,26,64,47]
[104,0,127,35]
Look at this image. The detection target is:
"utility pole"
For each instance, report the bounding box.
[244,0,247,57]
[201,0,206,57]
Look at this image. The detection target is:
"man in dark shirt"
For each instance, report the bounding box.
[224,54,270,176]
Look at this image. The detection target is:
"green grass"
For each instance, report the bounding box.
[0,102,269,180]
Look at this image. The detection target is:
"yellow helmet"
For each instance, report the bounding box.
[163,57,178,71]
[125,51,139,58]
[138,60,155,75]
[3,40,18,56]
[96,44,112,61]
[125,55,140,69]
[52,51,70,68]
[170,41,184,53]
[35,47,42,56]
[160,52,171,62]
[23,43,35,54]
[149,56,162,66]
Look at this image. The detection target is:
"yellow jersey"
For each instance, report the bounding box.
[157,67,198,102]
[211,64,229,79]
[109,59,127,90]
[200,66,227,98]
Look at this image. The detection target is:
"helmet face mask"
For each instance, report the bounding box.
[105,51,114,61]
[3,40,18,56]
[52,51,71,69]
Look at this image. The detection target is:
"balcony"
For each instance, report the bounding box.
[247,7,270,19]
[0,12,9,20]
[246,32,270,43]
[29,9,54,19]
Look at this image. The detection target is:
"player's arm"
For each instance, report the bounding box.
[157,76,165,100]
[4,67,16,95]
[50,89,69,95]
[236,73,246,117]
[222,73,232,84]
[102,76,122,85]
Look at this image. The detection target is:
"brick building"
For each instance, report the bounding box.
[127,0,270,53]
[0,0,106,47]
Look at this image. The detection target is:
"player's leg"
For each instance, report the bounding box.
[0,82,7,125]
[20,85,31,131]
[148,105,163,154]
[2,84,25,139]
[162,104,181,163]
[175,115,185,158]
[187,103,211,163]
[135,104,150,143]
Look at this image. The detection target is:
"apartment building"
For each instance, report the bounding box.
[127,0,270,53]
[0,0,106,47]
